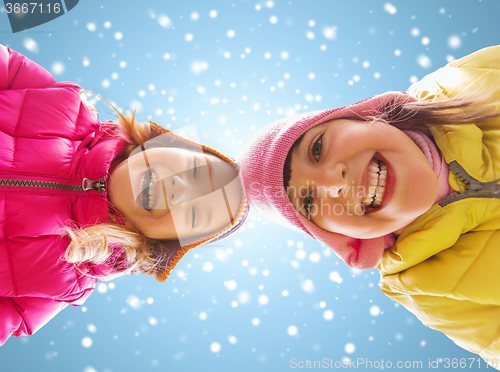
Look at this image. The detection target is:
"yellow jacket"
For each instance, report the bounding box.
[379,45,500,368]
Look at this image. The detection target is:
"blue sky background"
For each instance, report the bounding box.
[1,1,499,371]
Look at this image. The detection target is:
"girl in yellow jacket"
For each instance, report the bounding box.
[238,45,500,368]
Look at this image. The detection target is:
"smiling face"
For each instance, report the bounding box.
[287,119,438,239]
[108,147,242,243]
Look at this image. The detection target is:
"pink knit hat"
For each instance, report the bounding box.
[238,91,416,270]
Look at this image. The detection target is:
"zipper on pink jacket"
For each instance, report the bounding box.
[0,176,107,194]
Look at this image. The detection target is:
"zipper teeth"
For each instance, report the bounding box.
[0,179,84,191]
[438,161,500,207]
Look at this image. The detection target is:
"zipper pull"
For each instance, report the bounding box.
[82,177,107,194]
[471,179,500,197]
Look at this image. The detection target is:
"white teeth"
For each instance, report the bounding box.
[363,196,373,204]
[140,174,145,191]
[148,172,156,209]
[362,159,388,209]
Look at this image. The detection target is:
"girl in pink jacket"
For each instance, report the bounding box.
[0,44,248,345]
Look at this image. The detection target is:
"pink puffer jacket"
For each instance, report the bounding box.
[0,45,129,345]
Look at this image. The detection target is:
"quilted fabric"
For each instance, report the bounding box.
[379,45,500,368]
[0,44,128,345]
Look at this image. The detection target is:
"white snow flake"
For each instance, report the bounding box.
[157,15,172,28]
[345,343,356,354]
[258,295,269,305]
[224,280,238,291]
[191,61,209,74]
[370,305,381,316]
[202,262,214,272]
[238,291,250,304]
[301,279,315,294]
[384,3,397,15]
[287,325,298,336]
[323,310,334,321]
[295,249,306,260]
[23,38,39,53]
[448,35,461,49]
[51,62,65,75]
[309,252,321,262]
[127,295,142,310]
[148,317,158,326]
[210,342,221,353]
[329,271,343,283]
[417,54,432,68]
[322,26,337,40]
[82,337,92,348]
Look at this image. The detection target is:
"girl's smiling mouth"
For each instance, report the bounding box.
[362,154,395,214]
[362,158,387,208]
[138,168,158,210]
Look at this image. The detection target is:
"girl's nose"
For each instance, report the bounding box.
[169,175,186,205]
[168,168,213,205]
[318,163,347,199]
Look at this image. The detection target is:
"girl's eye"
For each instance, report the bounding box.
[304,194,314,219]
[191,205,197,228]
[193,157,198,179]
[312,136,323,162]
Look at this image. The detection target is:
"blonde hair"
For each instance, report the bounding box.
[361,90,500,133]
[63,91,174,280]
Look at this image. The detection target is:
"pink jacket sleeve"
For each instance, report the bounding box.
[0,296,68,346]
[0,44,56,90]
